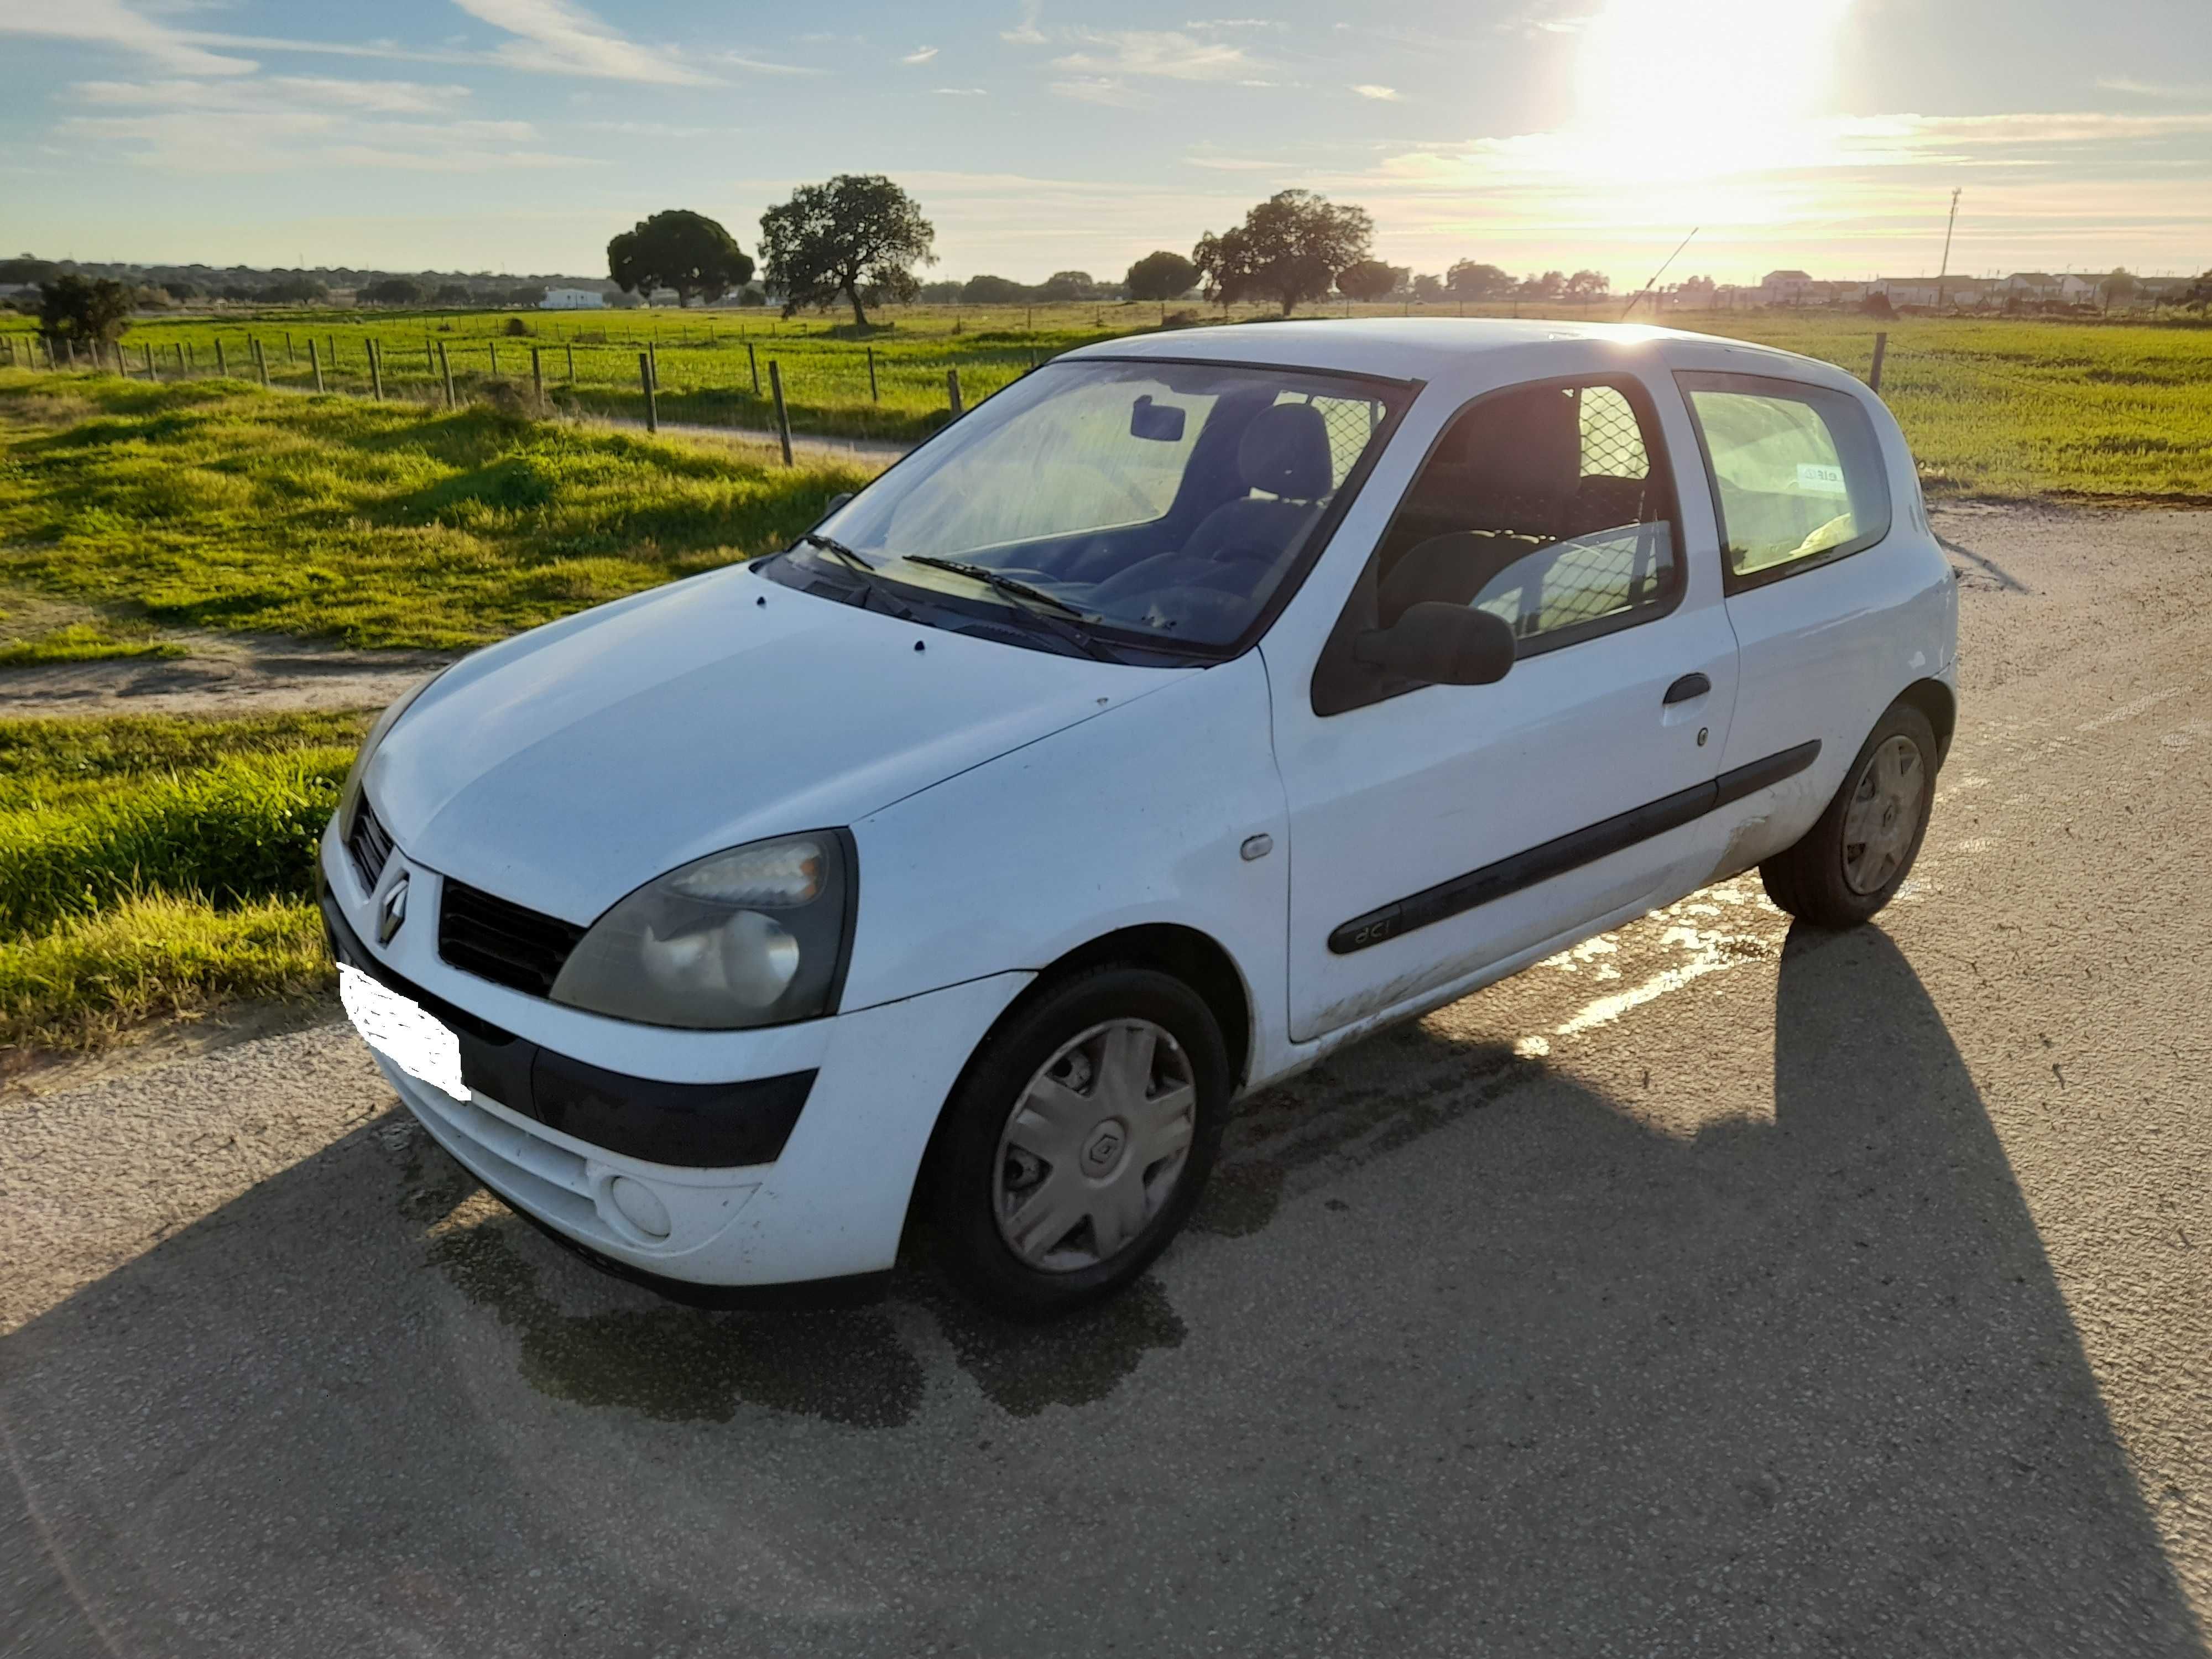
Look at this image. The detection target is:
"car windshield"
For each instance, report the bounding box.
[770,357,1407,658]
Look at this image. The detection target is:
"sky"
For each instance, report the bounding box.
[1,0,2207,286]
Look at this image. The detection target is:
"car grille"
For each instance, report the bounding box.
[437,879,588,999]
[347,797,395,890]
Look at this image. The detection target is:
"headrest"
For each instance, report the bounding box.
[1238,402,1334,500]
[1453,386,1581,501]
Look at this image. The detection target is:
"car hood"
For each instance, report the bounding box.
[368,564,1184,924]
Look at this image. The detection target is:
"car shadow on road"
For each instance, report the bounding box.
[2,924,2201,1655]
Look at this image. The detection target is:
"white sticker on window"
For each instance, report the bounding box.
[1795,462,1848,495]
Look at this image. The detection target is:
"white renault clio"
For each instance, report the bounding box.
[325,319,1957,1316]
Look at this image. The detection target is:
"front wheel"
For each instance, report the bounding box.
[928,966,1229,1318]
[1760,701,1938,928]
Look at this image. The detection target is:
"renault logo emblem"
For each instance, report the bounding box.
[377,872,410,946]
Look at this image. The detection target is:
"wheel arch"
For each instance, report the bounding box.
[1897,676,1957,764]
[902,923,1259,1244]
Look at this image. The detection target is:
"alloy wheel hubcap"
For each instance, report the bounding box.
[993,1019,1196,1273]
[1841,734,1926,895]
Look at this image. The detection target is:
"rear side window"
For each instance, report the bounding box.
[1676,372,1891,589]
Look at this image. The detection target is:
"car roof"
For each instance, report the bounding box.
[1059,316,1858,394]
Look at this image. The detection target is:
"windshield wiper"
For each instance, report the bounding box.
[899,556,1124,662]
[799,533,914,618]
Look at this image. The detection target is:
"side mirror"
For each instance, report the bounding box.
[1353,602,1516,686]
[1130,395,1186,442]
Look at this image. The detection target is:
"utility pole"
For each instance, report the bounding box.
[1934,187,1961,311]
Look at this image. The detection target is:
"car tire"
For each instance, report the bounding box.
[927,966,1230,1319]
[1760,701,1939,928]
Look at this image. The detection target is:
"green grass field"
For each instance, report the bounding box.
[0,373,875,648]
[1,298,2205,1055]
[7,300,2209,498]
[0,711,368,1056]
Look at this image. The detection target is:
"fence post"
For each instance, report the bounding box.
[946,367,963,418]
[438,340,455,408]
[746,340,759,395]
[215,338,226,376]
[648,340,658,389]
[531,345,543,405]
[309,339,324,393]
[489,340,499,378]
[184,343,194,373]
[566,343,575,380]
[253,337,269,388]
[768,361,792,466]
[369,339,384,400]
[867,345,878,403]
[145,342,158,382]
[639,352,658,433]
[64,337,77,370]
[1868,331,1888,394]
[426,339,436,378]
[285,331,294,364]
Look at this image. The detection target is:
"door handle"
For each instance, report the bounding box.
[1663,672,1711,705]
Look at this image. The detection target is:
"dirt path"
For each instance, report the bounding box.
[0,629,457,718]
[3,502,2210,1656]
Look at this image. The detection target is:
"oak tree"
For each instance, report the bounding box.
[607,210,754,309]
[759,175,935,328]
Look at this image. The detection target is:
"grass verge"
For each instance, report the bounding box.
[0,372,878,649]
[0,711,367,1057]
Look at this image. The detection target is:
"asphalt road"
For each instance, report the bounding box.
[5,503,2209,1657]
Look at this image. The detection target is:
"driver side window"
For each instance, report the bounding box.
[1315,376,1683,716]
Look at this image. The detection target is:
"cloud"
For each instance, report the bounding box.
[1351,84,1400,101]
[56,70,588,174]
[1183,16,1282,25]
[934,86,988,97]
[2094,76,2212,100]
[446,0,717,85]
[1051,29,1257,81]
[902,45,938,64]
[1182,154,1278,170]
[72,76,474,114]
[1049,77,1147,107]
[0,0,255,74]
[578,118,738,137]
[1003,2,1045,46]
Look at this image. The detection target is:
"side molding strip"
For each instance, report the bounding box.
[1326,740,1822,955]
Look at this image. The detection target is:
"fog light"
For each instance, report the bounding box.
[607,1175,671,1240]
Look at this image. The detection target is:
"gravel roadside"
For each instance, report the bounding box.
[4,502,2208,1657]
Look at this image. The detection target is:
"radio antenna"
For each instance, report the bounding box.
[1620,226,1699,321]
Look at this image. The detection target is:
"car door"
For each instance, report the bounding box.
[1269,369,1741,1044]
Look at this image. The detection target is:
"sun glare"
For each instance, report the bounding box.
[1572,0,1855,186]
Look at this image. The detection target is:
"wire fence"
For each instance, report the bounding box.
[0,324,1034,457]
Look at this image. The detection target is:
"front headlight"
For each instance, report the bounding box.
[337,667,447,841]
[550,831,857,1030]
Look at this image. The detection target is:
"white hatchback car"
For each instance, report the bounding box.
[324,320,1957,1316]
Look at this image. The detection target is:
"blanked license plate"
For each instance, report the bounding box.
[339,962,468,1102]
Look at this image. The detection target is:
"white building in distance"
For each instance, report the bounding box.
[540,287,606,310]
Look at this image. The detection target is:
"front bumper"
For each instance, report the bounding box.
[322,820,1031,1293]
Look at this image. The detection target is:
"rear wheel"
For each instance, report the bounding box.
[928,966,1229,1318]
[1760,701,1938,928]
